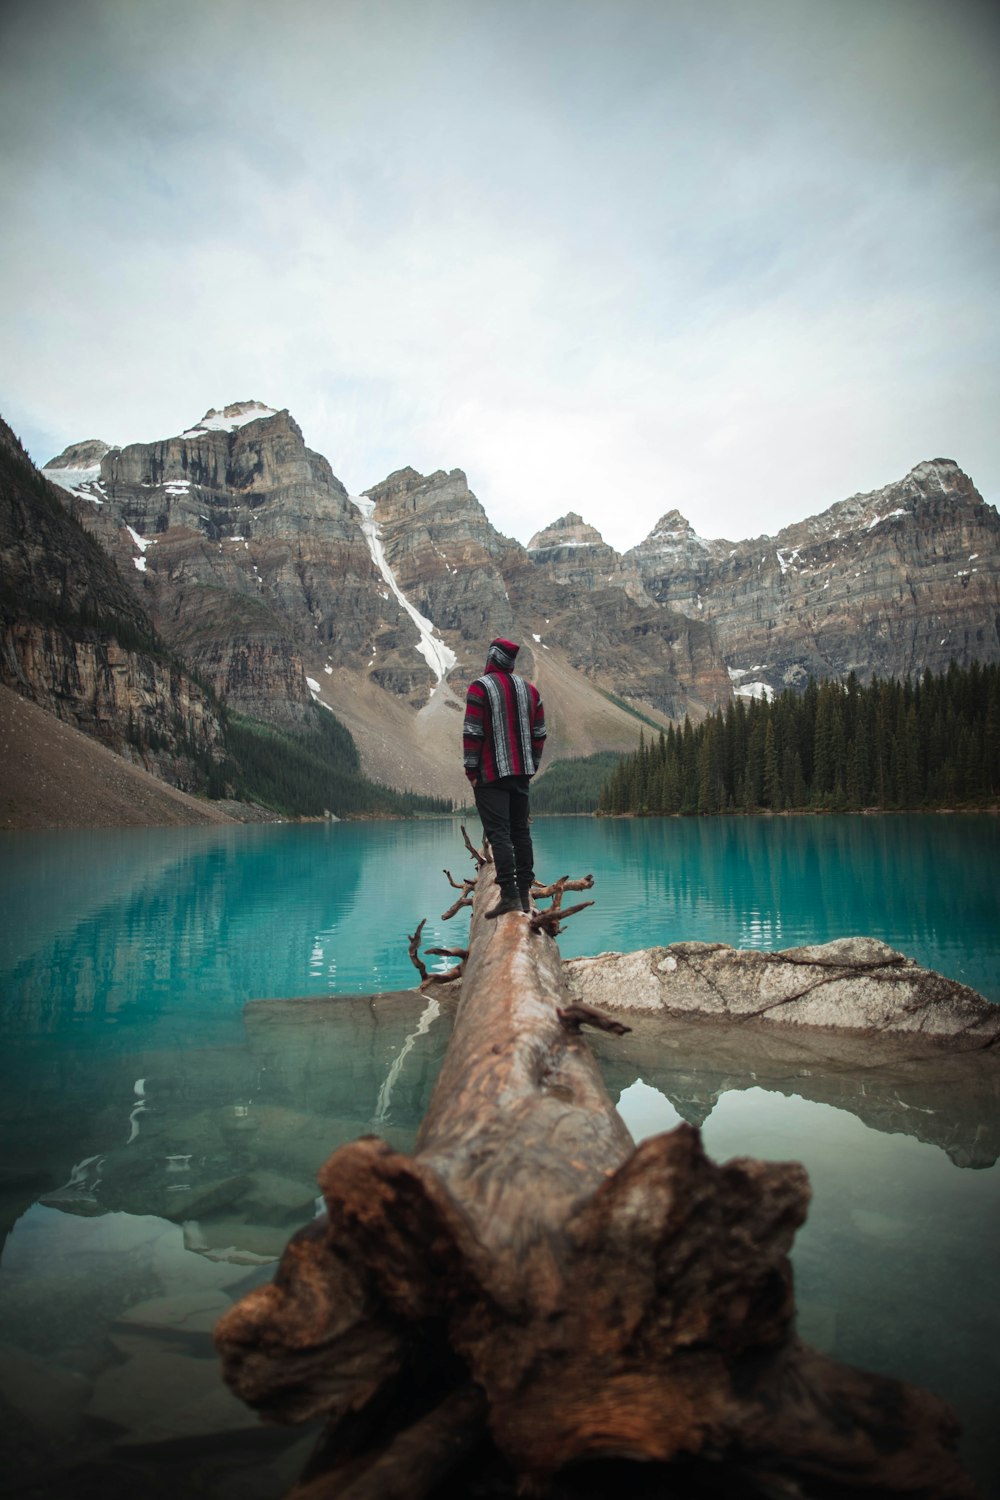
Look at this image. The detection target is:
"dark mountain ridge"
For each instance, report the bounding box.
[0,416,227,789]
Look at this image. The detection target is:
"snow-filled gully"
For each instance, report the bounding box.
[349,495,457,683]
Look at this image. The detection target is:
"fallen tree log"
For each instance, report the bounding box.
[215,855,979,1498]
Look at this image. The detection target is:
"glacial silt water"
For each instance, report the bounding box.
[2,813,997,1032]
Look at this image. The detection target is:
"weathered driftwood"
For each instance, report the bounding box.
[215,857,979,1499]
[440,868,475,921]
[555,1001,632,1037]
[408,918,465,988]
[531,872,595,900]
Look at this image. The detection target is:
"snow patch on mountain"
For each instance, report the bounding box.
[43,442,112,505]
[125,525,155,572]
[46,465,106,504]
[866,508,910,531]
[733,680,774,701]
[728,666,774,701]
[180,402,278,438]
[349,495,456,683]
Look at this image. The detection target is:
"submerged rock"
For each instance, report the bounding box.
[565,936,1000,1046]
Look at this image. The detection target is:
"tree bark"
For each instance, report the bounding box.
[215,859,979,1498]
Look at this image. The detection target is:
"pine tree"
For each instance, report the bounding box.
[595,661,999,817]
[763,720,781,810]
[985,680,1000,796]
[745,715,765,810]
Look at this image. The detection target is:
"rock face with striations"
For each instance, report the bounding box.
[1,418,226,786]
[46,403,423,723]
[34,399,1000,797]
[367,470,732,719]
[365,466,520,694]
[527,512,648,601]
[626,460,1000,695]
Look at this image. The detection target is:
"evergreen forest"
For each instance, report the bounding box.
[531,752,624,814]
[598,662,1000,816]
[219,703,452,818]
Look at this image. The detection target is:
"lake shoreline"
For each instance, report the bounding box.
[4,799,999,832]
[590,803,1000,819]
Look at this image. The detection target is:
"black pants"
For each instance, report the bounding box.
[474,775,534,891]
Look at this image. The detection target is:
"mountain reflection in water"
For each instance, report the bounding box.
[0,994,998,1495]
[592,1013,1000,1170]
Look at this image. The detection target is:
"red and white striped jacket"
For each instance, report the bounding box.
[462,639,547,784]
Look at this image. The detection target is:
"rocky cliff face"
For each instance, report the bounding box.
[1,418,226,786]
[46,403,407,724]
[365,465,518,694]
[368,470,732,720]
[34,399,1000,801]
[626,460,1000,695]
[527,512,646,599]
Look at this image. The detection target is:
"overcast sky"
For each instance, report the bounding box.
[1,0,997,551]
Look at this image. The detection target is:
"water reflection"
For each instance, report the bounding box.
[595,1014,1000,1169]
[615,1075,1000,1495]
[0,821,485,1043]
[0,993,449,1261]
[0,993,997,1494]
[1,813,998,1493]
[0,992,453,1495]
[542,813,1000,1002]
[6,995,992,1279]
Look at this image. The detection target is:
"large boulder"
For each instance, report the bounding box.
[565,936,1000,1045]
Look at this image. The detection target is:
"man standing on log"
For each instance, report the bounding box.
[463,638,547,918]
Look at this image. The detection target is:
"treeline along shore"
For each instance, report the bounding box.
[597,660,1000,816]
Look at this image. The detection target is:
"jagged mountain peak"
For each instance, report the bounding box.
[365,468,481,525]
[837,456,968,515]
[179,401,280,438]
[370,466,425,490]
[907,457,961,481]
[630,509,731,561]
[527,513,609,551]
[365,465,469,497]
[45,438,112,470]
[523,510,659,608]
[659,508,687,524]
[21,397,1000,776]
[649,509,697,538]
[773,457,982,553]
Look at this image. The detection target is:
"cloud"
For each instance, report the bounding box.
[1,0,998,549]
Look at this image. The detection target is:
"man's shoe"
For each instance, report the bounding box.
[484,890,522,919]
[518,887,533,913]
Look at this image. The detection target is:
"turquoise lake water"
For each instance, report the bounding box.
[0,814,998,1495]
[2,812,998,1036]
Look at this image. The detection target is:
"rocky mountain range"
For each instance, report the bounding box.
[623,459,999,694]
[2,398,997,807]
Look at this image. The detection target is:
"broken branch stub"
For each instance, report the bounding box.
[460,824,486,867]
[528,898,594,937]
[216,852,978,1499]
[406,918,430,983]
[557,1002,632,1037]
[531,873,594,899]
